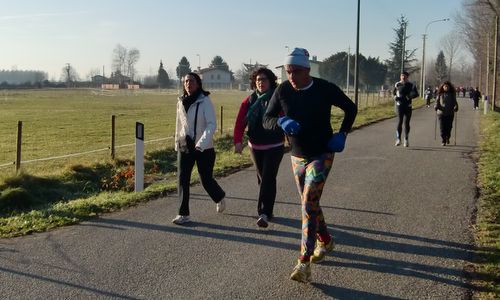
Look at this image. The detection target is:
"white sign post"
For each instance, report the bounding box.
[135,122,144,192]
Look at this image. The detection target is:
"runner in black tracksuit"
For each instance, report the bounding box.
[263,47,357,283]
[393,71,419,147]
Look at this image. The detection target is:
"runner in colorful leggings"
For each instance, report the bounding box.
[263,48,357,282]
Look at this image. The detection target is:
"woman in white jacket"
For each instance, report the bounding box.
[173,72,226,225]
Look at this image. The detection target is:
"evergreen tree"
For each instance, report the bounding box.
[176,57,191,80]
[434,50,448,84]
[157,60,170,88]
[386,15,418,83]
[210,55,229,71]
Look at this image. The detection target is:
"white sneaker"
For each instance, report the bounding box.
[216,199,226,213]
[395,139,401,146]
[404,139,409,147]
[172,215,190,225]
[257,214,269,228]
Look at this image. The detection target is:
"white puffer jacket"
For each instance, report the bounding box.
[175,94,217,152]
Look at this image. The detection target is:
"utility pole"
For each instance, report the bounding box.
[401,21,407,73]
[347,46,350,95]
[354,0,360,107]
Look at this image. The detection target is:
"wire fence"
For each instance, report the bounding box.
[0,91,394,174]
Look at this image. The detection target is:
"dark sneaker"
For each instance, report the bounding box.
[257,214,269,228]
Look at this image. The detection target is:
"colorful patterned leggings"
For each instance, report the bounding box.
[291,153,334,260]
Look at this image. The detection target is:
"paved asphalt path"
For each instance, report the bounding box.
[0,98,480,299]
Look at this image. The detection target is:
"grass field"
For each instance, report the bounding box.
[0,89,247,177]
[0,88,393,177]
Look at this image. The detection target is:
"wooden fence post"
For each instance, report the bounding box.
[111,115,116,159]
[220,106,223,135]
[16,121,22,172]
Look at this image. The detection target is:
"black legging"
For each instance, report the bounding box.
[178,148,225,216]
[396,105,412,139]
[439,114,454,141]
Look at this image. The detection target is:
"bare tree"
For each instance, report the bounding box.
[60,63,79,85]
[112,44,127,75]
[440,33,462,81]
[126,48,140,81]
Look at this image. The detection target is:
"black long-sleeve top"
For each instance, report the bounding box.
[263,78,357,158]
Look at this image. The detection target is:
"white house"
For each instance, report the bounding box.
[197,67,232,89]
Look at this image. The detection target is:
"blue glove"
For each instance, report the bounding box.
[327,132,347,152]
[277,116,301,135]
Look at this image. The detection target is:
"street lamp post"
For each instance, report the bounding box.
[421,18,450,96]
[196,54,201,70]
[347,46,350,95]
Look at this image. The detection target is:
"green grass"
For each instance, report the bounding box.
[474,109,500,298]
[0,88,397,237]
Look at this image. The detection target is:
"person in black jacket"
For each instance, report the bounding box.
[233,68,284,228]
[471,87,481,110]
[435,81,459,146]
[263,47,357,283]
[393,71,419,147]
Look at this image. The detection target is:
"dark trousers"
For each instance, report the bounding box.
[178,148,225,216]
[439,114,454,141]
[473,99,479,109]
[396,105,412,139]
[250,145,284,218]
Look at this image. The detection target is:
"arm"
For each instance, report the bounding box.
[330,84,357,134]
[233,96,250,145]
[196,97,217,151]
[262,88,282,131]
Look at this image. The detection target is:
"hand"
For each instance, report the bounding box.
[327,132,347,153]
[277,116,301,135]
[234,143,243,154]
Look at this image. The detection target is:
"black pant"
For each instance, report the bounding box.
[473,99,479,109]
[396,105,412,139]
[439,114,454,141]
[178,148,225,216]
[250,145,284,218]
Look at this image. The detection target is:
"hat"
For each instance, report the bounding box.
[284,47,310,69]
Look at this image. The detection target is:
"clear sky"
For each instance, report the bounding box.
[0,0,464,81]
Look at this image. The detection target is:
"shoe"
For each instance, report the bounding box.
[290,260,311,283]
[172,215,190,225]
[395,139,401,146]
[310,237,335,263]
[257,214,269,228]
[216,199,226,213]
[441,142,446,146]
[446,138,450,144]
[404,139,409,147]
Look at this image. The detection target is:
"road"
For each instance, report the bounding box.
[0,98,480,299]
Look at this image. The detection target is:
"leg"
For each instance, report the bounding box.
[258,146,284,217]
[439,115,446,143]
[178,151,196,216]
[293,153,334,261]
[404,107,412,140]
[195,148,225,203]
[396,107,404,141]
[250,148,265,215]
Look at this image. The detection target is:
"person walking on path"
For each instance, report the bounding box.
[471,87,481,110]
[435,81,459,146]
[233,67,284,228]
[424,86,433,107]
[393,71,419,147]
[263,47,357,283]
[173,72,226,225]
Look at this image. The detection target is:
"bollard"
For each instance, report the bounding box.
[135,122,144,192]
